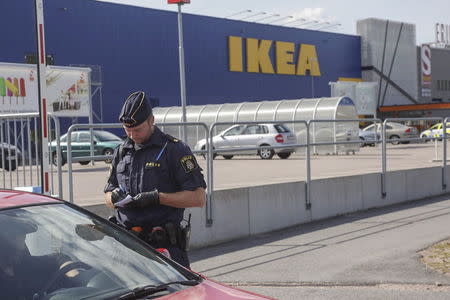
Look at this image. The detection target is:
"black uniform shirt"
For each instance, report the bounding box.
[104,126,206,228]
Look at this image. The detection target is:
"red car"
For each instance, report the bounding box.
[0,190,273,300]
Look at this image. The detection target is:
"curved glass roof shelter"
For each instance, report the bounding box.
[153,97,359,155]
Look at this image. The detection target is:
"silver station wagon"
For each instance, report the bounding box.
[195,123,297,159]
[362,122,418,145]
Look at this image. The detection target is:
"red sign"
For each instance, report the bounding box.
[168,0,190,4]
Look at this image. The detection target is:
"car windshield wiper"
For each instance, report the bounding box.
[117,279,200,300]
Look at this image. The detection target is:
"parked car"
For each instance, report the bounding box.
[50,130,123,166]
[359,129,380,147]
[195,123,297,159]
[0,190,272,300]
[0,143,22,171]
[419,122,450,142]
[362,122,418,145]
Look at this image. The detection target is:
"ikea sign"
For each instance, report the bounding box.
[228,36,321,76]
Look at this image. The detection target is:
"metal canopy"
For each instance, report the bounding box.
[153,97,359,154]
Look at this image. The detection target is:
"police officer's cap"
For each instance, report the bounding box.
[119,91,152,128]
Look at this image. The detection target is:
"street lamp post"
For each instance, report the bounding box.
[253,13,280,22]
[34,0,51,195]
[225,9,252,19]
[168,0,190,142]
[302,20,337,30]
[239,12,266,21]
[295,19,319,28]
[315,23,342,31]
[304,21,330,29]
[265,15,294,25]
[279,17,306,26]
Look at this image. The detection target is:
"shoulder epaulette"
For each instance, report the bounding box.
[164,133,179,143]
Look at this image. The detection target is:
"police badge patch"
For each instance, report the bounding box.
[180,155,197,173]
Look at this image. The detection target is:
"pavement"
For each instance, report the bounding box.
[190,194,450,299]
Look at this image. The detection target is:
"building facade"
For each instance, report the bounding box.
[1,0,361,124]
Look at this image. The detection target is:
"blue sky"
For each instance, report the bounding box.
[98,0,450,44]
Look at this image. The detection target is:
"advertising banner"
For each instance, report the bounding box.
[421,44,432,98]
[0,63,91,116]
[167,0,190,4]
[330,81,378,115]
[355,82,378,115]
[330,81,356,100]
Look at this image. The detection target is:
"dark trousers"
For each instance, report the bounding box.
[166,246,190,269]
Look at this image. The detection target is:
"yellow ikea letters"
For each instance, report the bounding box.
[228,36,321,76]
[246,38,275,74]
[296,44,321,76]
[228,36,244,72]
[276,41,296,75]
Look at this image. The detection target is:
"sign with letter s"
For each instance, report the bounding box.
[168,0,190,4]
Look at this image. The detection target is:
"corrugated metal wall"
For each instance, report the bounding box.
[429,48,450,101]
[1,0,361,125]
[357,18,418,106]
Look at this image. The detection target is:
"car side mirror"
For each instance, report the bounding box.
[93,141,97,145]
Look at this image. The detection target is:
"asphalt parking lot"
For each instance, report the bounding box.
[41,142,450,205]
[1,142,446,205]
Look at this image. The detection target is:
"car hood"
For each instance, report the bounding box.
[0,189,61,209]
[157,278,273,299]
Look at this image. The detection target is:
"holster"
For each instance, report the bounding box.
[178,223,191,251]
[121,221,190,252]
[147,226,167,248]
[107,215,119,225]
[149,222,191,251]
[164,222,178,246]
[140,223,180,249]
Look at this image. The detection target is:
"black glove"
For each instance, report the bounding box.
[126,189,160,208]
[111,187,127,205]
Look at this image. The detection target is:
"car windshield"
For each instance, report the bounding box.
[94,131,122,142]
[0,204,192,300]
[364,124,380,132]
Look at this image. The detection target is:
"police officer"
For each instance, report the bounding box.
[104,91,206,268]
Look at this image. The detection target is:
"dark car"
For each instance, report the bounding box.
[50,130,123,165]
[0,190,273,300]
[0,143,22,171]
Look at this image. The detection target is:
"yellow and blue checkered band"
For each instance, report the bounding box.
[119,91,152,128]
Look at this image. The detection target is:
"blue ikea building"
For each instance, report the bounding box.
[1,0,361,124]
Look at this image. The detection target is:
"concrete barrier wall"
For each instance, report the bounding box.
[85,166,448,249]
[248,182,308,235]
[310,175,365,220]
